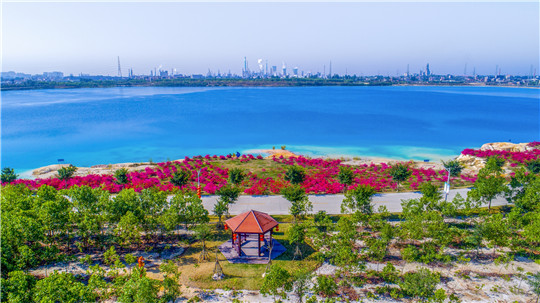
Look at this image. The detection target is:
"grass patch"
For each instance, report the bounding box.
[175,223,322,290]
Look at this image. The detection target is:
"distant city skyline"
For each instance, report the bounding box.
[2,1,538,76]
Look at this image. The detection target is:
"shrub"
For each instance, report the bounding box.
[387,164,411,191]
[114,168,129,184]
[57,165,77,180]
[285,165,305,185]
[442,160,463,177]
[1,167,18,183]
[338,166,354,186]
[399,268,440,300]
[315,275,338,297]
[228,168,245,185]
[170,170,191,187]
[526,160,540,174]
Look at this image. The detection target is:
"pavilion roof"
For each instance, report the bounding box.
[224,210,278,234]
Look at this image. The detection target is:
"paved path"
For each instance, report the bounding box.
[201,188,509,215]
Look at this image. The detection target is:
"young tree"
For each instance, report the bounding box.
[1,167,18,183]
[526,159,540,174]
[468,157,506,211]
[170,170,191,187]
[387,163,411,192]
[57,164,77,180]
[341,184,376,215]
[114,168,129,185]
[159,260,181,302]
[442,159,463,177]
[124,254,137,275]
[228,168,245,185]
[527,271,540,303]
[0,270,36,302]
[117,267,159,303]
[213,199,228,227]
[285,165,305,185]
[506,170,540,212]
[260,265,292,302]
[115,211,142,248]
[282,185,312,222]
[67,185,109,248]
[292,272,311,303]
[216,184,241,217]
[288,223,306,259]
[138,188,167,240]
[36,185,72,244]
[33,271,96,303]
[337,166,354,190]
[399,267,440,301]
[315,275,338,297]
[193,224,213,262]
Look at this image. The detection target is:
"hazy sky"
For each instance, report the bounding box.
[2,1,539,76]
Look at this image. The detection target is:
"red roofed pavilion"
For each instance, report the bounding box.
[224,210,279,257]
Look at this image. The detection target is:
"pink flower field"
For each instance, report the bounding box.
[4,151,488,194]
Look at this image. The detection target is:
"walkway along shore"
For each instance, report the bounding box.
[198,188,509,215]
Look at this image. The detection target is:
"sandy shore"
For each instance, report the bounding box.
[30,150,447,179]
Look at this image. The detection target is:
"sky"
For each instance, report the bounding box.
[2,1,539,76]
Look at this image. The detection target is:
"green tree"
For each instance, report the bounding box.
[399,267,440,301]
[228,168,245,185]
[281,185,312,222]
[442,160,463,177]
[527,271,540,303]
[114,168,129,184]
[1,186,44,274]
[33,271,96,303]
[1,270,36,303]
[67,186,108,248]
[107,188,142,224]
[170,170,191,187]
[285,165,305,185]
[526,159,540,174]
[523,211,540,248]
[292,272,311,303]
[1,167,18,183]
[103,246,120,266]
[57,164,77,180]
[288,223,306,259]
[124,254,137,275]
[115,211,142,248]
[193,224,213,262]
[506,170,540,212]
[315,275,338,297]
[387,163,411,192]
[117,267,159,303]
[216,184,241,218]
[159,260,181,303]
[36,185,72,243]
[341,185,375,215]
[468,157,506,211]
[137,188,167,240]
[337,166,354,190]
[260,265,292,302]
[213,200,228,228]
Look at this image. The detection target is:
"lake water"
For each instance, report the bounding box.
[2,86,539,175]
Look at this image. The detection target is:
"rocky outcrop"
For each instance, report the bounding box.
[479,142,532,152]
[457,142,533,175]
[32,160,184,179]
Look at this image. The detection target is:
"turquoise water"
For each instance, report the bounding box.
[2,86,539,174]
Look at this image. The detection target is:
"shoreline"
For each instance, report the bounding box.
[27,149,448,180]
[2,82,538,92]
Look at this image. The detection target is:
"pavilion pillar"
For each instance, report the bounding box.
[258,233,261,256]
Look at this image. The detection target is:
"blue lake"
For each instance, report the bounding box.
[2,86,539,174]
